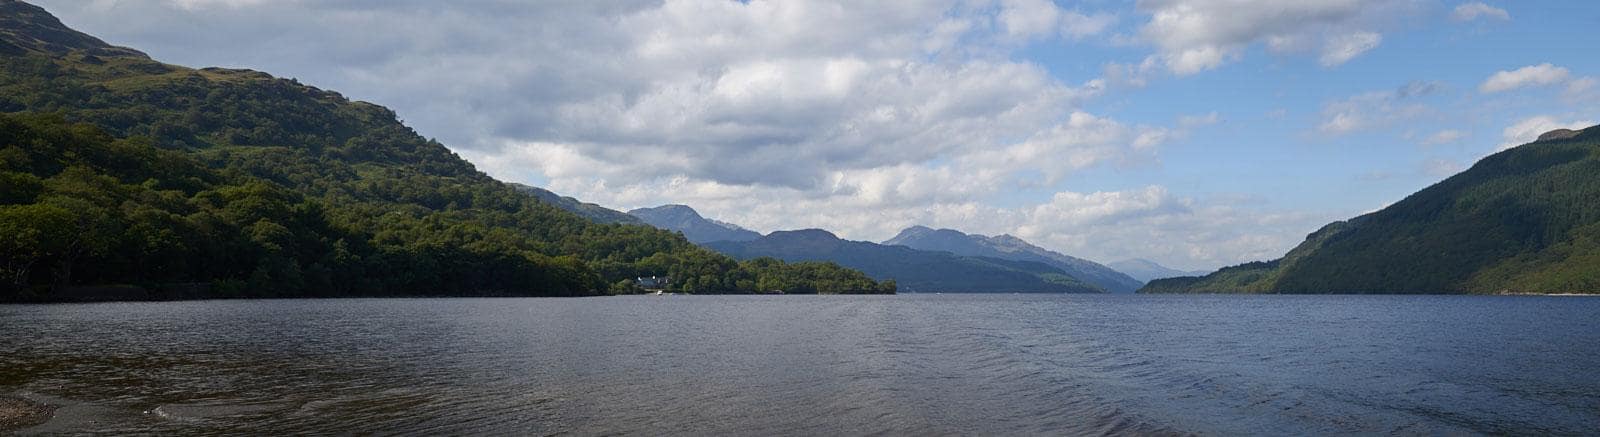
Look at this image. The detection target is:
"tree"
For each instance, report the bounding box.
[0,203,73,294]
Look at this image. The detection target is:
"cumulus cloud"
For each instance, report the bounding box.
[1059,10,1118,39]
[35,0,1308,269]
[1178,112,1222,128]
[1319,32,1382,67]
[1450,2,1510,22]
[1480,63,1571,93]
[1422,129,1466,145]
[1317,85,1436,135]
[1565,77,1598,100]
[1134,0,1413,74]
[1498,116,1595,151]
[998,0,1118,41]
[1421,158,1464,177]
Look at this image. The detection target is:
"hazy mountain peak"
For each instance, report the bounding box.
[706,229,1101,293]
[509,183,640,225]
[893,225,935,237]
[768,229,839,240]
[652,204,699,214]
[629,204,706,221]
[885,225,978,246]
[629,204,761,244]
[885,225,1142,293]
[1108,259,1211,283]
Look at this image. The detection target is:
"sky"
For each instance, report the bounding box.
[34,0,1600,271]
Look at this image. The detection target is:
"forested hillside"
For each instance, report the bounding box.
[1143,126,1600,294]
[0,0,890,300]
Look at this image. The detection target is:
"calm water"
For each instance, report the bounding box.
[2,295,1598,435]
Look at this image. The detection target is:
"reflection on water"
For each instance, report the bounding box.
[2,295,1598,435]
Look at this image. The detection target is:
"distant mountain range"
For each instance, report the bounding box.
[510,183,640,224]
[628,205,762,243]
[1143,126,1600,294]
[1107,259,1211,283]
[706,229,1101,293]
[884,226,1143,293]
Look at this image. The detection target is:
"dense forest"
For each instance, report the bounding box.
[1143,127,1600,294]
[0,1,891,301]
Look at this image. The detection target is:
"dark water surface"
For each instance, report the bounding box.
[2,295,1598,435]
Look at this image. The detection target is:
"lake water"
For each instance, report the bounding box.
[2,294,1598,435]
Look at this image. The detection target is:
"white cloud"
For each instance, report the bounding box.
[1014,187,1333,269]
[1317,88,1434,135]
[999,0,1063,38]
[1421,158,1464,177]
[999,0,1117,41]
[1566,77,1598,99]
[1480,63,1571,93]
[1498,116,1595,151]
[1422,129,1466,145]
[1060,10,1118,39]
[1451,2,1510,22]
[1135,0,1412,75]
[31,0,1324,270]
[1319,32,1382,67]
[1178,112,1221,128]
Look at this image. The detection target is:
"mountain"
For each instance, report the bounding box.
[1143,127,1600,294]
[1108,259,1211,283]
[509,183,640,224]
[707,230,1101,293]
[884,226,1144,293]
[629,204,761,243]
[0,0,890,300]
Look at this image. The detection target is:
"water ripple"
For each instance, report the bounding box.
[1,295,1597,435]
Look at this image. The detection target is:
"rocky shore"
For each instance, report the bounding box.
[0,396,54,432]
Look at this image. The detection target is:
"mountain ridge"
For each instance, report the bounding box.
[510,183,640,225]
[884,226,1143,293]
[629,204,762,243]
[708,229,1102,293]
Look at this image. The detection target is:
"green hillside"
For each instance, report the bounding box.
[1142,127,1600,294]
[0,0,890,300]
